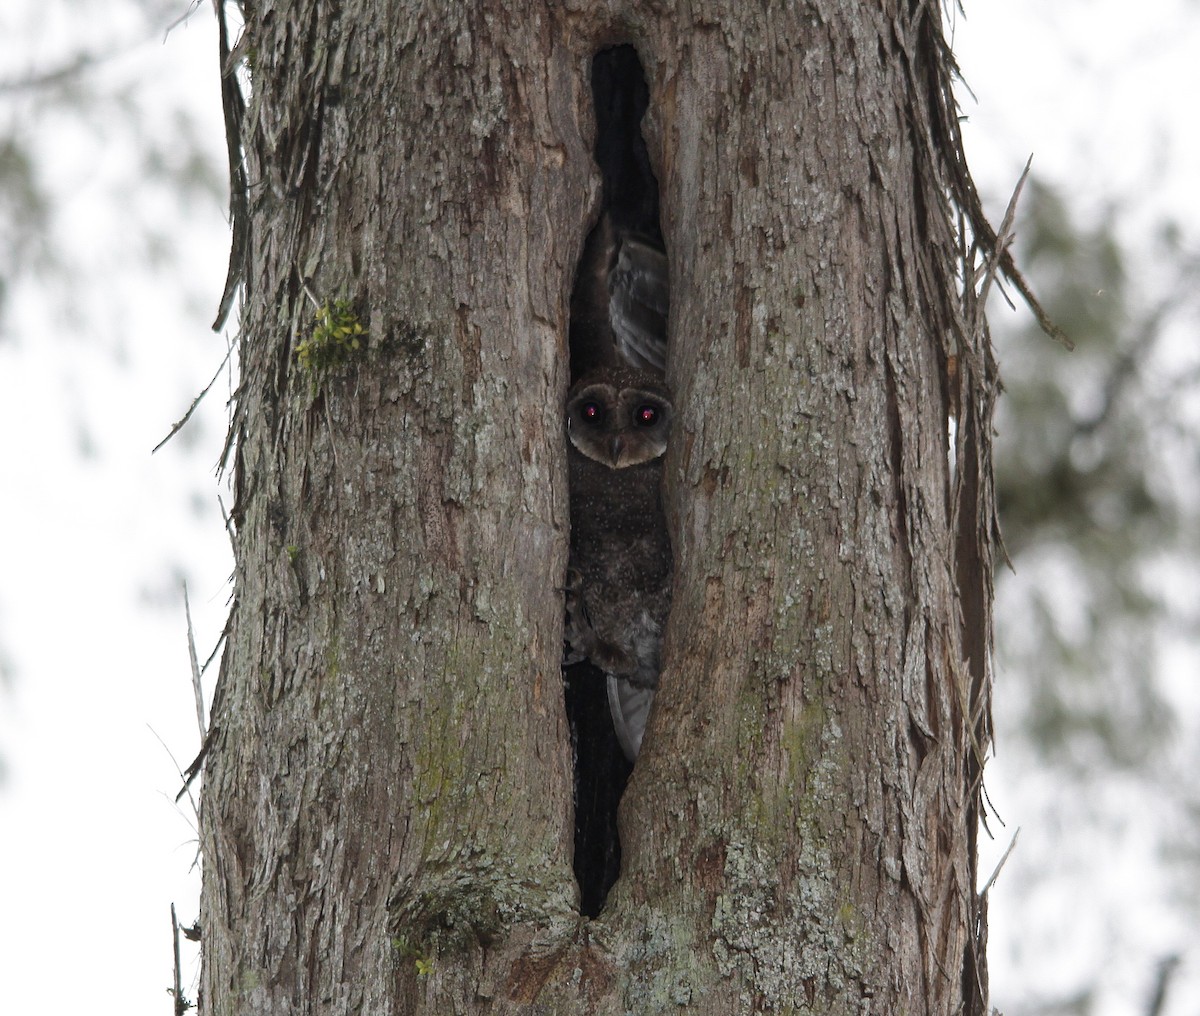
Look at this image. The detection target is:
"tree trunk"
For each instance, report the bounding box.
[199,2,996,1014]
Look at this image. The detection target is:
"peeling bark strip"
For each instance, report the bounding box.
[200,2,997,1014]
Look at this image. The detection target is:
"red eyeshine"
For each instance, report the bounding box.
[637,406,658,426]
[584,402,601,420]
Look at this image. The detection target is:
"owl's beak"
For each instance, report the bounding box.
[609,435,625,464]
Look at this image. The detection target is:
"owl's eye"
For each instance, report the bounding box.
[634,405,659,427]
[582,401,604,423]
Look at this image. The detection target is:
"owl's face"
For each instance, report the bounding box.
[567,372,673,469]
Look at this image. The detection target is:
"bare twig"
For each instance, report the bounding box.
[152,343,235,454]
[163,0,206,40]
[0,53,102,94]
[973,158,1031,324]
[979,828,1020,897]
[182,584,207,742]
[172,583,233,804]
[1145,954,1180,1016]
[148,726,200,828]
[176,732,214,803]
[169,903,191,1015]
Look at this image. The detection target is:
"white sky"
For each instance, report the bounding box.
[0,3,1197,1014]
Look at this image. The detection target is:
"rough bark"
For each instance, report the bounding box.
[199,2,997,1014]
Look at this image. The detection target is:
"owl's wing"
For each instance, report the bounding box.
[608,232,669,374]
[570,216,669,380]
[607,675,654,762]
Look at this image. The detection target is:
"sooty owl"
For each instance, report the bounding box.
[564,43,672,771]
[565,364,672,761]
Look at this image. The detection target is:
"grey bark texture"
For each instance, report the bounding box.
[199,1,998,1014]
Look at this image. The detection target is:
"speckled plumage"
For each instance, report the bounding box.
[564,369,672,761]
[564,47,671,905]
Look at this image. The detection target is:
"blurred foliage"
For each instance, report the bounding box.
[0,0,228,768]
[0,0,224,341]
[973,160,1200,1016]
[992,176,1200,1016]
[994,179,1200,778]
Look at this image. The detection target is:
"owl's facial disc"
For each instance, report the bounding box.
[567,378,671,468]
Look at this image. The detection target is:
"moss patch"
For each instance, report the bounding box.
[295,299,367,388]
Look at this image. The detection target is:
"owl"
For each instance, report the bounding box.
[564,364,673,761]
[562,50,672,764]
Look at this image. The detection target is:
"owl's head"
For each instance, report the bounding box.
[566,368,673,469]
